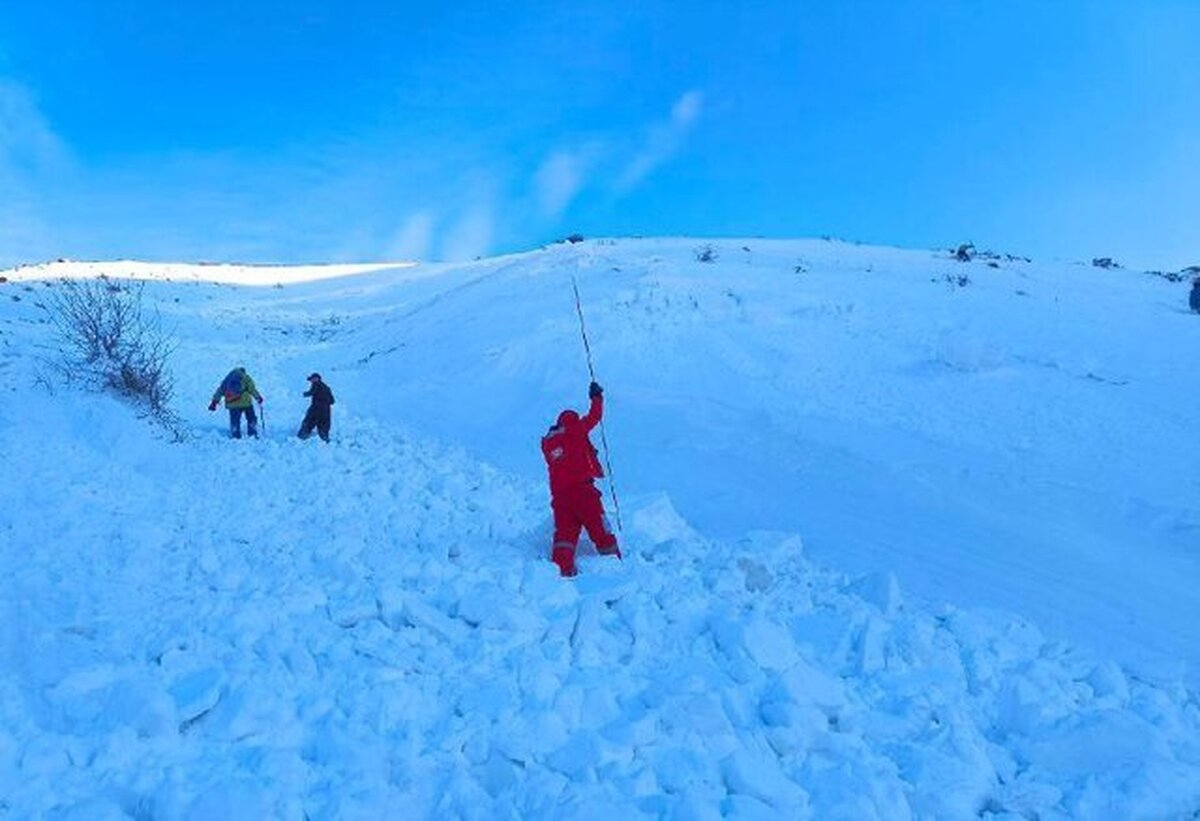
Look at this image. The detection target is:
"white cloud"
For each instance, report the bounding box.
[615,90,704,194]
[671,89,704,127]
[534,147,598,220]
[386,210,435,260]
[0,79,69,173]
[439,203,494,261]
[0,79,71,266]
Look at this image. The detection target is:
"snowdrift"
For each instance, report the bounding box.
[1,239,1198,817]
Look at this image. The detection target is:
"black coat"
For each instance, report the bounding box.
[1190,282,1200,313]
[305,381,335,409]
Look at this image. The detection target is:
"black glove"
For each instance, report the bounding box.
[589,381,603,398]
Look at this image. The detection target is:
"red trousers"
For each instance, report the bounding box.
[550,482,619,576]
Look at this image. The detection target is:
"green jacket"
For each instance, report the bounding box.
[212,369,263,409]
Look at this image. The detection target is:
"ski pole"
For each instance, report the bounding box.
[571,274,624,532]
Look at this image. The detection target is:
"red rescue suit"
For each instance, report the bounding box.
[541,394,619,576]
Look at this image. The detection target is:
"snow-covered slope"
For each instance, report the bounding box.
[1,240,1198,817]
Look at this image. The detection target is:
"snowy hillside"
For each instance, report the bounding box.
[1,239,1198,818]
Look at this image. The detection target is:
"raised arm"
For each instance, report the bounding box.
[580,392,603,432]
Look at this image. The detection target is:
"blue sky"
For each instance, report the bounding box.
[1,1,1197,268]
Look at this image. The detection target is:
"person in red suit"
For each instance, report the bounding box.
[541,381,621,577]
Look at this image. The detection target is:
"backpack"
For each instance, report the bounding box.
[221,369,245,402]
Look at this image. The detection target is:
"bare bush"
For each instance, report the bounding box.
[694,244,718,263]
[43,277,180,428]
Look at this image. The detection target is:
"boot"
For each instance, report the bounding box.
[552,546,578,578]
[597,542,622,560]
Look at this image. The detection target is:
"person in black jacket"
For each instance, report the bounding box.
[1190,277,1200,313]
[298,373,335,442]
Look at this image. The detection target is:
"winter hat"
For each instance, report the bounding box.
[307,373,322,381]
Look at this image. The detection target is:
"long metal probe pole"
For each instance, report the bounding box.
[571,275,624,532]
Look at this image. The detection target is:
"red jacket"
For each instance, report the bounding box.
[542,395,605,497]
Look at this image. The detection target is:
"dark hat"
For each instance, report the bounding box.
[307,373,321,381]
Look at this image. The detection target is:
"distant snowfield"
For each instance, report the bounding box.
[1,239,1198,817]
[4,259,415,285]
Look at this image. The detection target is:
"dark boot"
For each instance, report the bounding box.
[552,546,578,577]
[597,544,622,560]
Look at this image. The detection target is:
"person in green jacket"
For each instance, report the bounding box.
[208,366,265,438]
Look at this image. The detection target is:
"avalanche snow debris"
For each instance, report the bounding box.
[1,242,1198,817]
